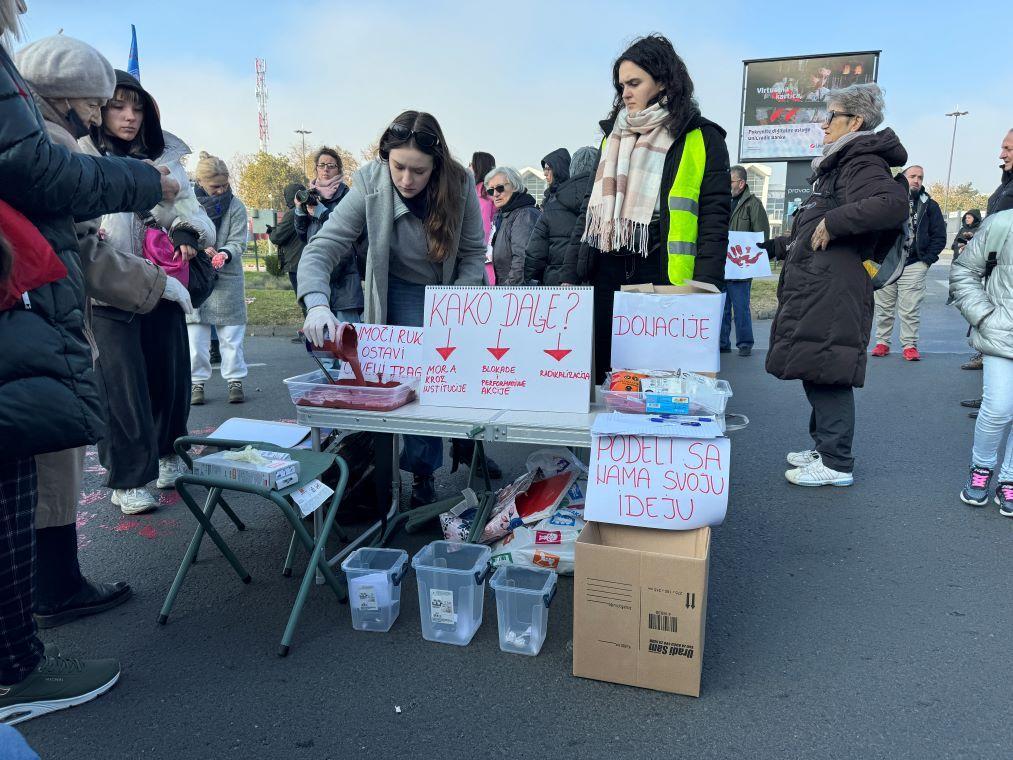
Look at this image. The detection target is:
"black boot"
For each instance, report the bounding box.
[410,475,437,507]
[34,524,132,629]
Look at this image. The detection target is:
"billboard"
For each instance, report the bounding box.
[739,51,880,162]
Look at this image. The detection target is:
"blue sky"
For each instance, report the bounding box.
[17,0,1008,197]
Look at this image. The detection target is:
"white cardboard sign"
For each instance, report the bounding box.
[584,434,730,530]
[421,286,593,413]
[337,323,425,381]
[725,231,772,280]
[610,290,723,373]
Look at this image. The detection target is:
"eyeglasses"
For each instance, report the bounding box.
[486,184,509,196]
[388,123,440,151]
[822,111,856,127]
[316,162,339,170]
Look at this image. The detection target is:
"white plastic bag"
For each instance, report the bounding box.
[490,508,585,575]
[525,448,587,479]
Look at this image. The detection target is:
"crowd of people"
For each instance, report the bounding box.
[1,0,1011,742]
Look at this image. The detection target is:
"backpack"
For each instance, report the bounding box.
[819,169,909,291]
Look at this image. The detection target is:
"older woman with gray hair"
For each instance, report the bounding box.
[762,83,908,487]
[485,165,539,285]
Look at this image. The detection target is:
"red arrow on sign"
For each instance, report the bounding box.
[486,329,510,360]
[435,329,456,361]
[544,334,572,362]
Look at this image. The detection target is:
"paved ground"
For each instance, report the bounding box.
[20,272,1011,760]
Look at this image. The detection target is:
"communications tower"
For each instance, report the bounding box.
[255,58,269,152]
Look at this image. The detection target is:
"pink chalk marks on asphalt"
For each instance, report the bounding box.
[83,464,107,474]
[106,517,180,540]
[158,491,181,506]
[76,510,99,549]
[78,490,105,507]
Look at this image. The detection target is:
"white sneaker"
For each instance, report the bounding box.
[785,458,854,487]
[111,488,158,515]
[786,449,820,468]
[156,455,182,489]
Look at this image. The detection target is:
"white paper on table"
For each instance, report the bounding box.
[725,231,772,280]
[209,418,311,449]
[290,479,334,517]
[610,291,723,374]
[591,412,724,439]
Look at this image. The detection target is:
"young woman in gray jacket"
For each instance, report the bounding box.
[950,211,1013,515]
[298,110,486,506]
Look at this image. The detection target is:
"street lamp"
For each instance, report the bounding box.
[295,127,312,183]
[944,109,969,216]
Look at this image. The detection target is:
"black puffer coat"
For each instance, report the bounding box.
[0,47,161,459]
[765,129,908,388]
[524,170,593,285]
[988,170,1013,215]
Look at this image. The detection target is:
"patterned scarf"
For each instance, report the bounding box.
[810,129,868,175]
[582,103,675,256]
[310,174,345,201]
[195,184,233,230]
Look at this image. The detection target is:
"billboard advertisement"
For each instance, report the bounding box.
[739,52,880,162]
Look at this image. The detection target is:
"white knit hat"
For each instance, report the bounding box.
[14,34,116,100]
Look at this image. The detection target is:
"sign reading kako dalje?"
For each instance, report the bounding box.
[420,286,593,413]
[725,231,772,280]
[584,434,730,531]
[337,323,425,380]
[610,290,723,374]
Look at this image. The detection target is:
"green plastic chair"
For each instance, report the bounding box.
[157,436,349,657]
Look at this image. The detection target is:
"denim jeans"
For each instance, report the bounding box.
[720,280,753,349]
[971,355,1013,481]
[385,276,443,476]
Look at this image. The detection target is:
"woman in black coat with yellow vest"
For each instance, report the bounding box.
[762,83,908,487]
[559,34,730,383]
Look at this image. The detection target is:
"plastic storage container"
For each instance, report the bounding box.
[340,548,409,632]
[489,565,557,656]
[602,371,732,416]
[284,370,419,412]
[411,541,492,646]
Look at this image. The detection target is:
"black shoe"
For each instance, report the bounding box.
[410,475,437,507]
[969,411,979,419]
[960,398,982,409]
[35,579,132,629]
[738,346,752,357]
[719,347,731,354]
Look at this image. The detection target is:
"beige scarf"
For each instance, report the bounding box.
[582,103,675,255]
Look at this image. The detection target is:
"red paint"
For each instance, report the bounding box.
[78,491,105,506]
[158,492,181,506]
[114,520,140,532]
[138,526,158,539]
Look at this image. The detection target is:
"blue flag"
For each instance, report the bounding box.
[127,24,140,80]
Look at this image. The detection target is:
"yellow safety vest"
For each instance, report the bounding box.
[599,128,708,285]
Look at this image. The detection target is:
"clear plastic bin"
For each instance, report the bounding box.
[340,548,409,632]
[284,370,419,412]
[489,565,557,656]
[411,541,492,646]
[603,372,732,416]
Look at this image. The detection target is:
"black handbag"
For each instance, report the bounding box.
[187,249,218,309]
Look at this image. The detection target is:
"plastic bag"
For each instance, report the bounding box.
[525,448,587,479]
[490,508,585,575]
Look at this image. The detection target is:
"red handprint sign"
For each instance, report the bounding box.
[724,232,771,279]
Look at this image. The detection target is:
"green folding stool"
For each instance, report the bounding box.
[157,436,349,657]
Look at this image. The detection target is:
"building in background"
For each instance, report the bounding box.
[765,184,786,237]
[520,166,548,206]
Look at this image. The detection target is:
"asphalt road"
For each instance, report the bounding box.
[20,273,1010,760]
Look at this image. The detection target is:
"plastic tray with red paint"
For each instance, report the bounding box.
[284,370,419,412]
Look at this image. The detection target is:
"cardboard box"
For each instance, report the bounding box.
[193,451,300,490]
[573,522,710,696]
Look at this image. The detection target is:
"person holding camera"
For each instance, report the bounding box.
[295,147,363,323]
[298,111,486,506]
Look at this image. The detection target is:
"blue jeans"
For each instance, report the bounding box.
[386,276,443,477]
[720,279,753,349]
[971,355,1013,481]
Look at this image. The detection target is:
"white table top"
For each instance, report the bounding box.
[295,401,606,449]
